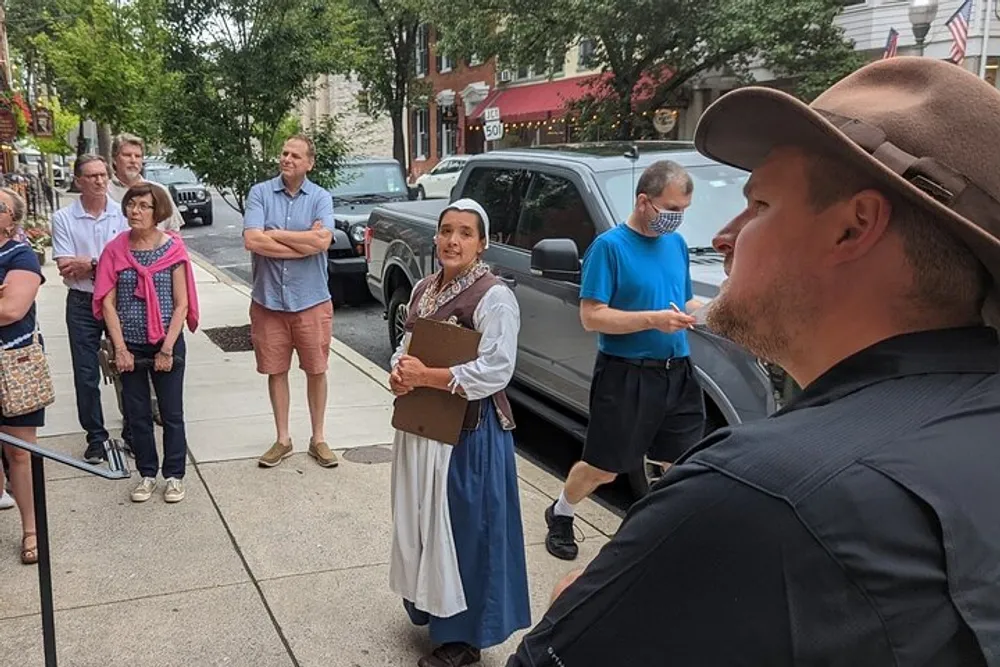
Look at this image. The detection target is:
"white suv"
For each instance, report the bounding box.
[414,156,470,199]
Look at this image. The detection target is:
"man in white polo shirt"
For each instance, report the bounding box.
[51,154,128,463]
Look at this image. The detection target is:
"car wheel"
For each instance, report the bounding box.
[416,186,426,200]
[387,285,411,350]
[627,397,727,499]
[202,212,213,226]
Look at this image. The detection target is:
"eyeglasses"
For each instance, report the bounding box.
[125,202,154,212]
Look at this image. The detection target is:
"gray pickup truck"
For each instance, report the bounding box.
[365,142,791,496]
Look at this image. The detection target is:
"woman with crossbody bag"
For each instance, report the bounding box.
[0,187,54,565]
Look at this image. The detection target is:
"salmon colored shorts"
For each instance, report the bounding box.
[249,300,333,375]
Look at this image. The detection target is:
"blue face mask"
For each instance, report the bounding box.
[649,205,684,235]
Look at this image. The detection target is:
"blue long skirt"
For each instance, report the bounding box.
[403,403,531,649]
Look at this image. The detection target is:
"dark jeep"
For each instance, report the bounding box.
[143,164,213,226]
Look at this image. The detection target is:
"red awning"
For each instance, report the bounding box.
[470,75,604,124]
[469,69,669,125]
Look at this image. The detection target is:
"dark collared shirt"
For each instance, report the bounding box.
[508,327,1000,667]
[243,176,335,313]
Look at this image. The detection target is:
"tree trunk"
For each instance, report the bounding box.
[391,104,407,174]
[617,90,634,140]
[97,123,113,162]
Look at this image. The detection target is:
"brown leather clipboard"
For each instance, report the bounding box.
[391,317,482,445]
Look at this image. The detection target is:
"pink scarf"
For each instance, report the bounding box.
[92,230,200,344]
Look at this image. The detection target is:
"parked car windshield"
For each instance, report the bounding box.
[331,163,407,197]
[597,163,749,250]
[145,166,199,185]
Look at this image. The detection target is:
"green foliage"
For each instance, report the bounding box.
[429,0,864,139]
[341,0,426,168]
[158,0,361,213]
[31,0,171,138]
[302,115,352,190]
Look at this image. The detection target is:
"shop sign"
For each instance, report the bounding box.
[33,107,53,137]
[653,108,678,135]
[0,104,17,143]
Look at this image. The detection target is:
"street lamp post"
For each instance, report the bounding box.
[909,0,939,56]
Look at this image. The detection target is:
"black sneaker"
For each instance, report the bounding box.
[83,441,106,464]
[545,502,579,561]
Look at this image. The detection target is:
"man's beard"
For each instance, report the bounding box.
[120,167,141,183]
[704,277,802,365]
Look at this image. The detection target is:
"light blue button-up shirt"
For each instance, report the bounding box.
[243,176,335,313]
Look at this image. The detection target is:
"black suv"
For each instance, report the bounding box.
[143,163,213,226]
[326,157,408,305]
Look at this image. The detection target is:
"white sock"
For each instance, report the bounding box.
[553,490,576,518]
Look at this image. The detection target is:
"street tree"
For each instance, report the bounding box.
[158,0,359,214]
[344,0,430,171]
[30,0,171,156]
[429,0,866,139]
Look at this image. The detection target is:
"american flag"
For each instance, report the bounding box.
[882,28,899,59]
[946,0,974,64]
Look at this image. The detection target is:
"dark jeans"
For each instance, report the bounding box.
[120,337,187,479]
[66,289,110,446]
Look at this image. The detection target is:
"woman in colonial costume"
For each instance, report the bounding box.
[388,199,531,667]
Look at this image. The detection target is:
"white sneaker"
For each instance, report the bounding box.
[0,490,14,510]
[163,478,185,503]
[131,477,157,503]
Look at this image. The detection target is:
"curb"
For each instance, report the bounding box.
[186,249,393,392]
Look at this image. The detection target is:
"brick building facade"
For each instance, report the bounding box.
[408,26,496,181]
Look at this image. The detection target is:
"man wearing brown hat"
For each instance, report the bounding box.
[505,57,999,666]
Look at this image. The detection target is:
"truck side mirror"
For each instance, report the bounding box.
[530,238,581,281]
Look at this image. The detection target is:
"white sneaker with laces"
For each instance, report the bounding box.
[163,478,185,503]
[131,477,157,503]
[0,490,15,510]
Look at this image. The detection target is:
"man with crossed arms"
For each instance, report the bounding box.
[243,135,339,469]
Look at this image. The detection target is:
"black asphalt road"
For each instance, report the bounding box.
[182,191,632,515]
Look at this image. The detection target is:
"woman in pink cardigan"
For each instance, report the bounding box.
[93,184,200,504]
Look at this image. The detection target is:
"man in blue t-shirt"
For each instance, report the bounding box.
[544,160,706,561]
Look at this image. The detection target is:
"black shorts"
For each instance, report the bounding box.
[582,352,705,474]
[0,406,45,429]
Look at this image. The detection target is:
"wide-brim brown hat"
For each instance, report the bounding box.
[694,56,1000,329]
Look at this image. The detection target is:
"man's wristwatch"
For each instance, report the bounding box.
[90,258,98,274]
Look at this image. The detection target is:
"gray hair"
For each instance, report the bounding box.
[636,160,693,199]
[74,154,110,178]
[0,187,26,223]
[112,132,145,158]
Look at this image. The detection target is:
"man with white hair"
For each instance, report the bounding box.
[506,56,1000,666]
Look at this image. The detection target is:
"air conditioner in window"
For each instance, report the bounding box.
[499,70,513,83]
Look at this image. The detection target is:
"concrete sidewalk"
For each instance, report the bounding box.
[0,250,622,666]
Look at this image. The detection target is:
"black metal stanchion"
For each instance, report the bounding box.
[31,453,57,667]
[2,433,131,667]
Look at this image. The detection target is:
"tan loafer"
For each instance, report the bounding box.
[259,440,293,468]
[308,439,339,468]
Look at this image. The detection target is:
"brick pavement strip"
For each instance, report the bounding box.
[0,249,621,667]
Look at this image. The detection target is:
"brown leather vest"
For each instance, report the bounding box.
[405,272,516,431]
